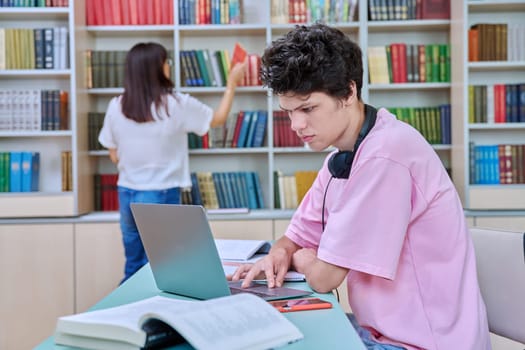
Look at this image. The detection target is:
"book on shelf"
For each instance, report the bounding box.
[420,0,450,19]
[21,151,40,192]
[230,42,247,68]
[86,0,173,26]
[0,152,10,192]
[54,294,304,350]
[93,173,119,211]
[9,152,22,192]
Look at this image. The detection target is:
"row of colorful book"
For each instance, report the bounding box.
[85,50,128,89]
[184,171,265,210]
[368,0,449,21]
[468,23,525,62]
[273,110,304,148]
[271,0,358,24]
[188,110,267,149]
[468,83,525,124]
[0,151,39,192]
[93,173,118,211]
[0,0,67,6]
[273,170,317,210]
[368,43,450,84]
[179,0,242,25]
[180,49,261,87]
[469,143,525,185]
[0,89,69,131]
[86,0,173,26]
[388,104,451,145]
[0,27,68,70]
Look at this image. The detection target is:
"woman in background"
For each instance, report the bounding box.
[99,42,246,282]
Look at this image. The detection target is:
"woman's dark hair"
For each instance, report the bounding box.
[121,42,174,122]
[261,23,363,100]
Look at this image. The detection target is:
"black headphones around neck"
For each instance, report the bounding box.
[327,104,378,179]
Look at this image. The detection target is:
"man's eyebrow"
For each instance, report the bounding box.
[279,102,310,112]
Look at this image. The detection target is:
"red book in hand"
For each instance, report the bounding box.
[231,42,247,68]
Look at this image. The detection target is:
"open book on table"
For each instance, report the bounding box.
[216,239,306,282]
[54,294,303,350]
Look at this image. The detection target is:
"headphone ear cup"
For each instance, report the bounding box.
[328,151,354,179]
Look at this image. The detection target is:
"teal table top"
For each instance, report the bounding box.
[36,264,366,349]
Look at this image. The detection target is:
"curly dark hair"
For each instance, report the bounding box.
[261,23,363,101]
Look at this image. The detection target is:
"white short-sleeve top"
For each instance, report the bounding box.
[98,92,213,190]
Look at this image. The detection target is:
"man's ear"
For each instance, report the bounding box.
[344,81,357,106]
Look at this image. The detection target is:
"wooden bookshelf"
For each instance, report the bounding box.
[452,0,525,210]
[2,0,523,218]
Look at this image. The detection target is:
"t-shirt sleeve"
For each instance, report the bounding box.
[98,98,118,149]
[177,93,213,136]
[317,157,413,280]
[285,155,332,249]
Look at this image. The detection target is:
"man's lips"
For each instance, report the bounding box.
[301,135,314,143]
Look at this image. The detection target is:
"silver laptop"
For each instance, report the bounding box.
[130,203,312,301]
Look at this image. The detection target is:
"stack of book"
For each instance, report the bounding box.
[183,171,264,210]
[0,151,40,193]
[188,110,268,149]
[86,0,174,25]
[0,89,69,131]
[0,27,69,70]
[368,43,451,84]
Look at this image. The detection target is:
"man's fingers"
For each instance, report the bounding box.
[241,266,260,288]
[231,264,251,281]
[264,264,277,288]
[274,265,288,288]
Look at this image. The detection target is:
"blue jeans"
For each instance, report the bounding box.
[347,314,406,350]
[118,186,180,283]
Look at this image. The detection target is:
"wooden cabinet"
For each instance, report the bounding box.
[0,224,74,350]
[473,215,525,232]
[74,222,125,312]
[210,219,273,240]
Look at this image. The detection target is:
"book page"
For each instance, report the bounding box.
[56,297,194,347]
[215,239,271,260]
[153,293,303,350]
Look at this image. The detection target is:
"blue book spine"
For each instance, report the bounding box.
[243,171,258,209]
[30,151,39,191]
[212,172,226,208]
[21,151,33,192]
[9,151,23,192]
[490,145,500,185]
[227,172,242,208]
[519,83,525,123]
[222,172,236,208]
[233,172,248,207]
[190,172,203,205]
[251,110,268,147]
[244,110,259,148]
[252,171,265,209]
[236,111,253,148]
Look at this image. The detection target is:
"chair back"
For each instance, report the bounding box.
[469,227,525,343]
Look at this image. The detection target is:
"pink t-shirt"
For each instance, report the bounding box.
[286,108,491,350]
